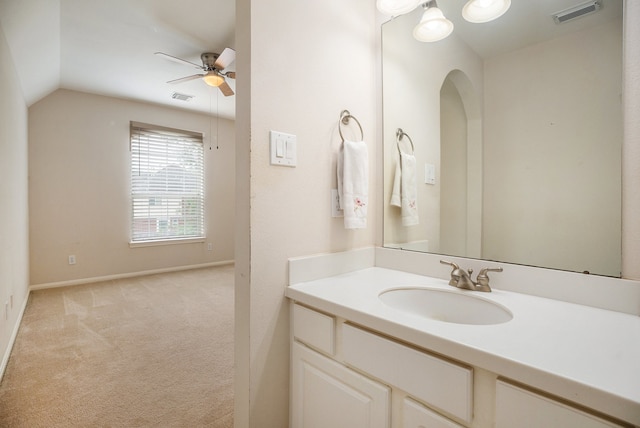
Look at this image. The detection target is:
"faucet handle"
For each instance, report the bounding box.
[440,260,460,287]
[476,267,503,287]
[440,260,459,270]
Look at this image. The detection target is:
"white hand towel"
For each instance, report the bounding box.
[337,140,369,229]
[390,158,402,207]
[390,151,418,226]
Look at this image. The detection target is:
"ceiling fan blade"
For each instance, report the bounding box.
[218,80,235,97]
[214,48,236,70]
[167,74,205,84]
[154,52,203,70]
[225,71,236,79]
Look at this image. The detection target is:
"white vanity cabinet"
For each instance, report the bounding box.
[289,302,637,428]
[290,303,468,428]
[291,304,390,428]
[286,262,640,427]
[495,381,631,428]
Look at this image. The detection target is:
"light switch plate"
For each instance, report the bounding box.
[270,130,297,167]
[425,163,436,185]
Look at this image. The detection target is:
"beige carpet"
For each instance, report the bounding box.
[0,265,234,427]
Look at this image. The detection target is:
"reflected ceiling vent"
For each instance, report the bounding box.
[171,92,194,102]
[552,0,602,24]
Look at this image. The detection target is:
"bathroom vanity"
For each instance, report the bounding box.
[285,248,640,428]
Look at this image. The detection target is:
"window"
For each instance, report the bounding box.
[130,122,204,243]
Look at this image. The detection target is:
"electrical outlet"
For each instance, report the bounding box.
[207,243,213,251]
[4,301,7,320]
[68,255,76,265]
[10,295,13,309]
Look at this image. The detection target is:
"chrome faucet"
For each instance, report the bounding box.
[440,260,502,292]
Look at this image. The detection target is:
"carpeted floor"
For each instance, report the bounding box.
[0,265,234,427]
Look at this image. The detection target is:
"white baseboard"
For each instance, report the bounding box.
[0,289,30,382]
[29,260,234,291]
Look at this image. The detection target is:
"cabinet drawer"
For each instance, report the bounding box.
[496,380,629,428]
[292,304,335,355]
[403,397,464,428]
[342,324,473,423]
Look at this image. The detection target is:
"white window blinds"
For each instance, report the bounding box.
[130,122,204,242]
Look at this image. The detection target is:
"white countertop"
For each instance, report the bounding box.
[285,267,640,425]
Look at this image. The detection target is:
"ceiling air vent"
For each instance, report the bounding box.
[552,0,602,24]
[171,92,194,102]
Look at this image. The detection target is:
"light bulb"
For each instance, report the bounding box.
[462,0,511,23]
[413,6,454,42]
[376,0,421,16]
[203,72,224,87]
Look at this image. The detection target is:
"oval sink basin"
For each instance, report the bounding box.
[379,287,513,325]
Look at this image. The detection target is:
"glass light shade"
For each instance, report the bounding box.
[203,72,224,87]
[413,7,454,42]
[462,0,511,23]
[376,0,420,16]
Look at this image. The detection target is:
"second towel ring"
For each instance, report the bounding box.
[396,128,415,155]
[339,110,364,142]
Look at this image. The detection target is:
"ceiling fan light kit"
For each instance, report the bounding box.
[203,72,225,87]
[155,48,236,96]
[378,0,511,42]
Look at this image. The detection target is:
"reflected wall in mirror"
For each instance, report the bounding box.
[382,0,622,277]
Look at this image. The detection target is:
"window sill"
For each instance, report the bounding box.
[129,237,205,248]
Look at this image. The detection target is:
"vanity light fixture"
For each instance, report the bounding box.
[462,0,511,23]
[377,0,511,43]
[413,1,454,42]
[376,0,422,16]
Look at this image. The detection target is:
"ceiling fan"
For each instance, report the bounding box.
[155,48,236,96]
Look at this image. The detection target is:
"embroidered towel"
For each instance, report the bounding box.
[337,139,369,229]
[390,151,419,226]
[390,158,402,207]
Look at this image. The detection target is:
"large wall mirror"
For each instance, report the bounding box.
[382,0,623,277]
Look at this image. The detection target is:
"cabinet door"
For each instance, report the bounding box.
[291,342,390,428]
[403,398,464,428]
[496,381,627,428]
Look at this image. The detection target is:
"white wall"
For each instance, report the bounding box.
[28,89,235,286]
[483,19,622,276]
[0,25,30,375]
[235,0,379,426]
[622,0,640,280]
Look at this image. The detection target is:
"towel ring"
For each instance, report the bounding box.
[396,128,415,155]
[339,110,364,143]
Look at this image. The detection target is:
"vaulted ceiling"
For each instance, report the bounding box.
[0,0,236,118]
